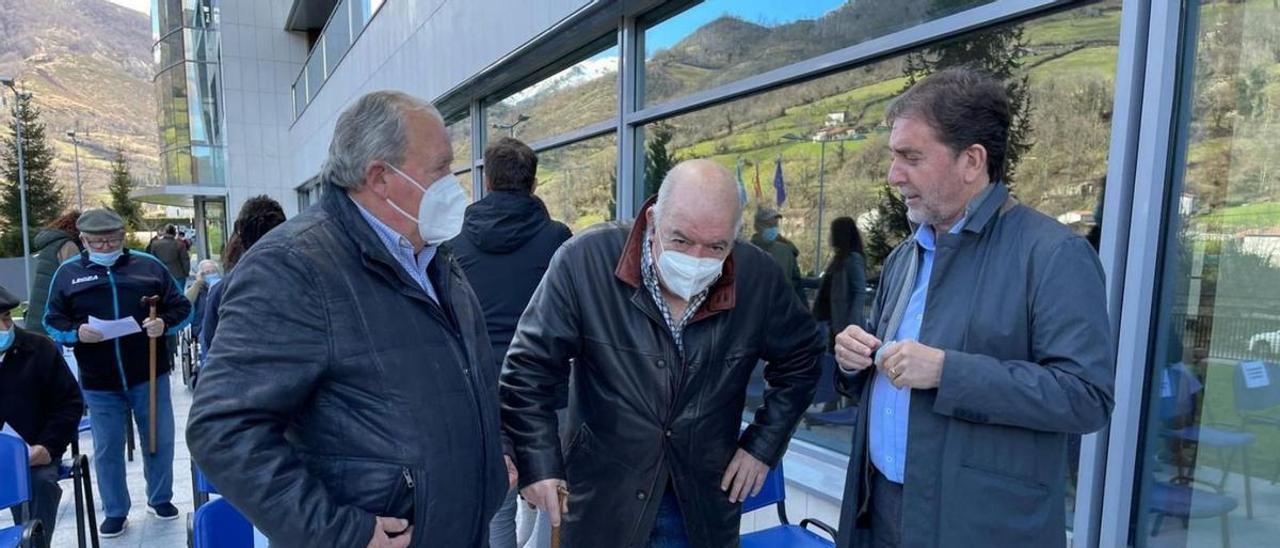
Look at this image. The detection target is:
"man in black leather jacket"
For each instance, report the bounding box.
[503,159,824,547]
[187,91,508,548]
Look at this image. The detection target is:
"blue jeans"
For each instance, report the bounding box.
[83,374,176,519]
[489,488,517,547]
[648,488,689,548]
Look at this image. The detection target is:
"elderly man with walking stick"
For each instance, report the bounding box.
[44,208,192,540]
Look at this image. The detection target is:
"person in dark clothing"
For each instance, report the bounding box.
[813,216,868,346]
[450,137,572,548]
[27,212,82,330]
[145,225,191,288]
[504,159,823,547]
[197,196,286,365]
[43,208,193,538]
[749,208,805,302]
[0,284,84,547]
[187,91,507,548]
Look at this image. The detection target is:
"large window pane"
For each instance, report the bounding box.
[486,45,619,145]
[535,135,618,232]
[641,0,995,107]
[644,2,1121,503]
[306,49,325,102]
[448,116,473,173]
[1136,1,1280,546]
[324,0,352,77]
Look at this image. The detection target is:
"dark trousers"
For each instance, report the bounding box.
[870,469,903,548]
[10,463,62,546]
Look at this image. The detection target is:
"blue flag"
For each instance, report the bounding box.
[773,157,786,207]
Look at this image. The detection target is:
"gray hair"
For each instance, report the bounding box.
[652,164,745,236]
[321,90,443,189]
[197,259,221,275]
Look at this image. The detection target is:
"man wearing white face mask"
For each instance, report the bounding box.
[502,159,824,547]
[188,91,508,548]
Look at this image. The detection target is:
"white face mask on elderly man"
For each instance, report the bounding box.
[384,163,468,246]
[656,234,725,302]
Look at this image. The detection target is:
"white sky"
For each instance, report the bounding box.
[105,0,150,15]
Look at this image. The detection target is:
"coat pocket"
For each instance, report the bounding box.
[951,464,1053,545]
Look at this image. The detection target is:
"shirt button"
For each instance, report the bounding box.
[636,490,647,501]
[916,314,923,321]
[656,359,666,369]
[885,408,893,416]
[665,430,673,438]
[887,455,895,463]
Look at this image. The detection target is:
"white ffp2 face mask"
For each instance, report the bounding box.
[385,164,468,246]
[656,234,724,301]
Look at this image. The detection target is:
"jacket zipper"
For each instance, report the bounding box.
[402,467,415,489]
[106,267,130,392]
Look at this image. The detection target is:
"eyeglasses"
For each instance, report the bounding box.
[83,237,124,249]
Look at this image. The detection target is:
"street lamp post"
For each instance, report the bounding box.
[782,131,859,275]
[1,77,33,301]
[66,128,84,210]
[491,114,530,138]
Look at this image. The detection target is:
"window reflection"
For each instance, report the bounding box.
[486,45,619,145]
[1137,2,1280,546]
[534,135,618,232]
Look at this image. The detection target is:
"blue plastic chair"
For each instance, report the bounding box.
[192,498,254,548]
[740,463,836,547]
[0,434,43,548]
[192,464,219,511]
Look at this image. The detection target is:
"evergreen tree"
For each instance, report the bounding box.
[644,123,678,200]
[0,90,65,256]
[108,146,142,230]
[865,185,911,276]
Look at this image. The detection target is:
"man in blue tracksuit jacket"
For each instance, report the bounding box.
[43,208,191,539]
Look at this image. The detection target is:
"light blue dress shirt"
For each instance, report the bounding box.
[351,197,439,302]
[868,218,965,484]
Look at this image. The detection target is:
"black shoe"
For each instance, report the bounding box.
[100,517,128,538]
[149,502,180,520]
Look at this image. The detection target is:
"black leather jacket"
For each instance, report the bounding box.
[187,183,506,547]
[501,202,824,547]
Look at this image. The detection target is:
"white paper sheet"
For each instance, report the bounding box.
[1242,361,1272,389]
[88,315,142,340]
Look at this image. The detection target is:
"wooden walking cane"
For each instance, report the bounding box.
[550,485,568,548]
[142,295,160,455]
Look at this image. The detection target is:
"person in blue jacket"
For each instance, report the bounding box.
[43,208,192,539]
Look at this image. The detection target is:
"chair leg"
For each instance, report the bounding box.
[80,457,100,548]
[72,462,86,548]
[1242,448,1253,519]
[1220,514,1231,548]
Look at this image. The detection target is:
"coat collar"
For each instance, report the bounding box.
[958,182,1010,234]
[614,197,736,321]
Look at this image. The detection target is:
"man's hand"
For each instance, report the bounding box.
[143,318,165,338]
[878,340,946,389]
[505,455,518,491]
[28,445,51,467]
[78,325,105,344]
[834,325,881,372]
[720,449,769,503]
[366,516,411,548]
[521,478,568,526]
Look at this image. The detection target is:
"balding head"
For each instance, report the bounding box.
[647,159,743,261]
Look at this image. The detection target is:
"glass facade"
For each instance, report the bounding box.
[486,44,620,145]
[1134,1,1280,545]
[153,0,225,189]
[534,134,618,233]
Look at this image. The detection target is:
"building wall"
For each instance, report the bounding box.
[286,0,592,200]
[218,0,309,221]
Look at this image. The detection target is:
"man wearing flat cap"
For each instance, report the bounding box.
[43,208,191,539]
[750,207,805,302]
[0,284,84,546]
